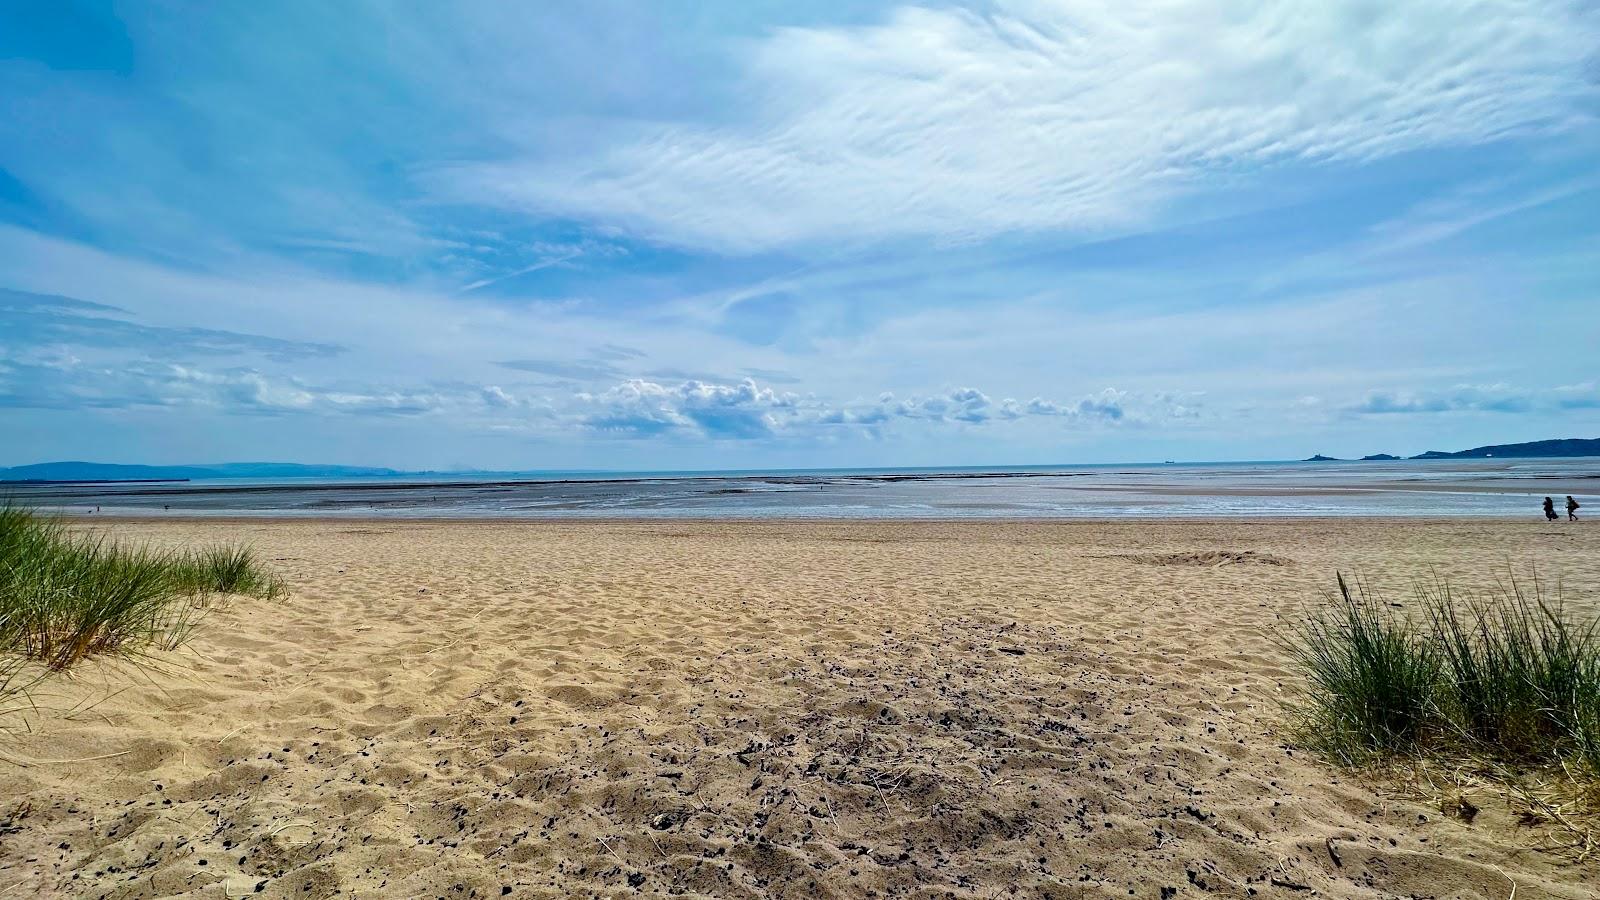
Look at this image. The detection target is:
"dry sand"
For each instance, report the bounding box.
[2,518,1598,898]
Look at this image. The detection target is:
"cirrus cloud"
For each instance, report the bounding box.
[438,0,1597,252]
[1,287,342,361]
[0,355,537,419]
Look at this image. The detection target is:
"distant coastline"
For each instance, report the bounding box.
[2,478,190,486]
[1406,438,1600,459]
[0,461,408,483]
[1304,437,1600,463]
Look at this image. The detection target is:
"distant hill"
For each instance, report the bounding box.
[206,462,405,479]
[0,461,404,482]
[0,462,219,482]
[1410,438,1600,460]
[1361,453,1401,461]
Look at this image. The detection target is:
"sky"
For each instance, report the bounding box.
[1,0,1597,471]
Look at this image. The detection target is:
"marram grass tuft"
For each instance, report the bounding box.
[0,505,285,672]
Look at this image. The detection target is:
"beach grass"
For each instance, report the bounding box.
[1287,571,1600,770]
[0,505,284,672]
[173,544,288,601]
[1423,575,1600,766]
[1285,570,1600,854]
[1285,574,1440,762]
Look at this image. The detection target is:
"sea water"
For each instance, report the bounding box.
[5,458,1598,518]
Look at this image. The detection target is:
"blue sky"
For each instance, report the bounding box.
[2,1,1597,470]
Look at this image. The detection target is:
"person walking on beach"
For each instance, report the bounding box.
[1543,497,1558,521]
[1568,495,1581,521]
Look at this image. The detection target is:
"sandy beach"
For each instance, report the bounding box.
[2,517,1597,898]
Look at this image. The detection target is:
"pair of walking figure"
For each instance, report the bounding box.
[1544,495,1579,521]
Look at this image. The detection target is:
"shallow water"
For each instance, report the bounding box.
[5,457,1598,518]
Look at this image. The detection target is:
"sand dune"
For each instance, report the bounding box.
[2,518,1597,898]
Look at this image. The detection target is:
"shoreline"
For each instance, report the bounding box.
[52,512,1572,527]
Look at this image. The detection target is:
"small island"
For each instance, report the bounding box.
[1304,454,1341,462]
[1361,453,1401,461]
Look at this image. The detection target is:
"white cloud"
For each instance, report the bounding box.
[571,378,1197,440]
[579,378,802,438]
[1349,382,1600,415]
[844,386,1150,425]
[438,0,1596,252]
[888,387,1002,424]
[1023,389,1126,421]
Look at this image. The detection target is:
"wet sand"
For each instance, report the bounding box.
[2,518,1597,897]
